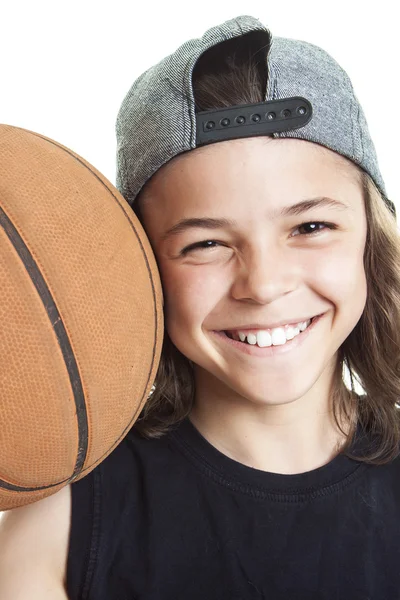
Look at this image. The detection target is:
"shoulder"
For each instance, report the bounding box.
[68,422,190,539]
[67,428,183,598]
[0,485,71,598]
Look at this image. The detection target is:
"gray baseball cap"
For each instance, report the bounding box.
[116,15,394,214]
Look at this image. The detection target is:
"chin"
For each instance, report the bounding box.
[217,372,321,407]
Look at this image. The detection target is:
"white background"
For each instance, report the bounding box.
[0,0,398,207]
[0,0,397,519]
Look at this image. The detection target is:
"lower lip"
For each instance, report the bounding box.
[212,314,325,358]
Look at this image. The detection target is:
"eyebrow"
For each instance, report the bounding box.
[162,196,350,239]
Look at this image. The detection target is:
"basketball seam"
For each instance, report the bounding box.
[1,127,161,492]
[26,130,162,475]
[0,203,89,491]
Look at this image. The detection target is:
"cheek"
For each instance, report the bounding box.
[158,261,228,333]
[309,240,367,311]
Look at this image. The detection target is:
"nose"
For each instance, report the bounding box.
[230,243,298,305]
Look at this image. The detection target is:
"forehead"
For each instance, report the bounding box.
[139,137,362,219]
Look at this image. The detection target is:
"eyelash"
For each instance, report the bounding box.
[180,221,337,255]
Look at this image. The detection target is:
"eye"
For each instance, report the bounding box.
[180,240,222,255]
[179,222,336,255]
[292,221,336,237]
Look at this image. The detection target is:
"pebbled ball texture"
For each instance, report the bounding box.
[0,125,163,510]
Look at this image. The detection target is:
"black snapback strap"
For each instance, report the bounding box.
[196,97,313,145]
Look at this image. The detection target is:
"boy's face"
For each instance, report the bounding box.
[140,137,367,408]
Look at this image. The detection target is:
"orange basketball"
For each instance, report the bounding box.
[0,125,163,510]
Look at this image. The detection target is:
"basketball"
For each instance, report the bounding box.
[0,125,163,510]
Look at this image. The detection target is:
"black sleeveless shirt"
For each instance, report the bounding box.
[67,418,400,599]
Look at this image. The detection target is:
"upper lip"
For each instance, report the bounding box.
[222,315,320,331]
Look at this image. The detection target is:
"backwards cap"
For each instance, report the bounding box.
[116,15,394,214]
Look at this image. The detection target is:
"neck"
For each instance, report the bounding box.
[189,369,354,475]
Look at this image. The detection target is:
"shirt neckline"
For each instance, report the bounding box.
[170,417,370,498]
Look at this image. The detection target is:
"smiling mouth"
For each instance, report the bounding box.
[222,316,318,348]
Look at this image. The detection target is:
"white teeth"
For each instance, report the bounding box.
[232,318,312,347]
[285,326,298,340]
[299,321,308,332]
[256,330,272,347]
[271,328,287,346]
[247,333,257,345]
